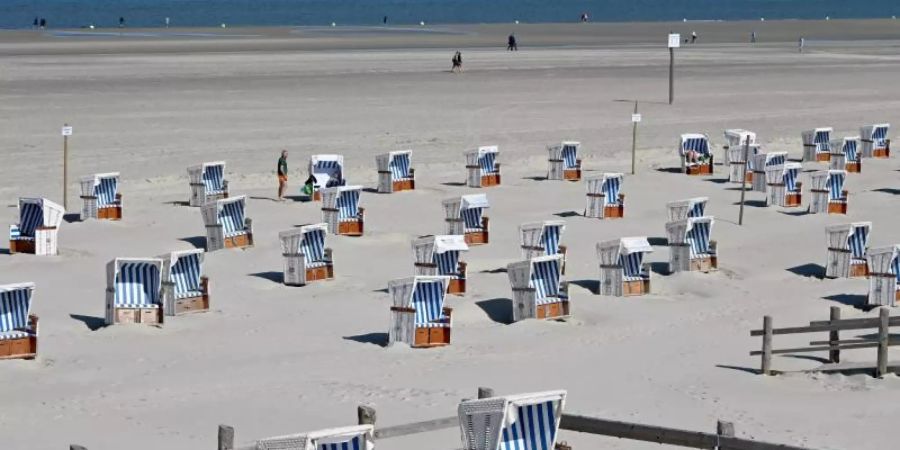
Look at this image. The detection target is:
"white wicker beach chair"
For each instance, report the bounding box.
[309,154,346,201]
[584,173,624,219]
[458,390,566,450]
[9,197,64,256]
[867,245,899,307]
[187,161,228,207]
[256,425,374,450]
[547,141,581,181]
[465,146,501,187]
[666,216,717,273]
[376,150,414,193]
[750,152,787,193]
[322,185,364,236]
[443,194,490,245]
[764,162,802,207]
[519,220,567,273]
[829,136,862,173]
[412,235,468,295]
[802,127,832,162]
[279,224,334,286]
[388,276,452,348]
[825,222,871,279]
[159,249,209,316]
[105,257,164,325]
[679,133,712,175]
[0,282,38,360]
[80,172,122,220]
[507,255,569,322]
[597,237,653,297]
[202,196,253,251]
[809,170,847,215]
[860,123,890,158]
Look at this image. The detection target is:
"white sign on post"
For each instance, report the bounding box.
[61,126,73,136]
[631,113,642,123]
[668,33,681,48]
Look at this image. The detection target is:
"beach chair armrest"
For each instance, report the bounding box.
[457,261,468,278]
[358,207,365,219]
[201,276,210,294]
[244,217,253,232]
[482,216,489,230]
[409,168,415,177]
[709,240,718,254]
[442,307,453,318]
[390,306,416,313]
[560,281,569,296]
[29,314,38,334]
[324,248,333,262]
[222,179,229,191]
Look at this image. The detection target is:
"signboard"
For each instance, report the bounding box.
[61,126,73,136]
[631,113,642,123]
[668,33,681,48]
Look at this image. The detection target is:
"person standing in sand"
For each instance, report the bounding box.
[277,150,288,201]
[451,51,462,73]
[507,34,518,51]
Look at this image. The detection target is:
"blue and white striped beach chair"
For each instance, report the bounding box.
[860,123,890,158]
[866,245,900,306]
[0,282,38,360]
[9,197,64,256]
[412,235,469,294]
[585,173,624,219]
[724,129,758,183]
[256,425,375,450]
[830,137,862,172]
[597,237,653,296]
[443,194,490,245]
[666,197,708,221]
[160,249,208,316]
[547,141,582,181]
[309,154,346,200]
[825,222,871,279]
[388,276,452,347]
[105,258,164,325]
[802,127,832,162]
[519,221,567,272]
[809,170,847,214]
[466,145,501,187]
[279,224,334,286]
[679,133,712,175]
[666,216,717,273]
[322,185,364,236]
[376,150,415,193]
[750,151,786,193]
[508,255,568,322]
[202,196,252,251]
[458,390,567,450]
[80,172,122,220]
[765,162,802,207]
[188,161,229,206]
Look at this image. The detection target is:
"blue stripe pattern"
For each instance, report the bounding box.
[171,253,202,298]
[784,167,799,192]
[219,200,245,237]
[541,225,562,256]
[0,288,30,332]
[561,145,577,169]
[412,280,446,326]
[319,436,362,450]
[301,228,327,268]
[892,252,899,284]
[621,253,645,280]
[603,176,621,206]
[390,153,411,180]
[848,225,868,260]
[9,225,20,239]
[689,202,705,218]
[843,140,858,162]
[874,126,888,147]
[499,401,557,450]
[314,160,344,188]
[115,262,160,307]
[766,154,785,168]
[203,164,225,194]
[434,251,460,277]
[480,151,498,175]
[462,207,484,232]
[687,222,712,258]
[17,202,43,238]
[337,189,360,221]
[682,137,710,156]
[814,130,831,153]
[531,259,561,303]
[828,173,845,200]
[95,176,119,207]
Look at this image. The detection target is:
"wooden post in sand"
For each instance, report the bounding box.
[877,307,889,378]
[61,124,72,210]
[828,306,841,363]
[631,102,639,175]
[667,33,679,104]
[218,424,234,450]
[70,445,87,450]
[761,316,773,375]
[478,387,495,399]
[358,405,377,426]
[738,136,751,225]
[717,420,735,450]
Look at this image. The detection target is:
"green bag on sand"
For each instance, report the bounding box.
[302,183,314,196]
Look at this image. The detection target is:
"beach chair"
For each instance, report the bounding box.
[584,173,624,219]
[458,390,566,450]
[802,127,832,162]
[597,237,653,297]
[764,162,802,207]
[519,220,567,275]
[388,276,452,348]
[443,194,490,245]
[749,152,787,193]
[412,235,468,295]
[322,185,364,236]
[666,197,708,221]
[465,145,501,187]
[279,224,334,286]
[860,123,890,158]
[309,154,346,201]
[726,143,759,183]
[724,129,756,150]
[547,141,581,181]
[825,222,871,279]
[809,170,848,215]
[679,133,713,175]
[256,425,375,450]
[867,245,899,307]
[8,197,64,256]
[507,255,569,322]
[201,196,253,251]
[80,172,122,220]
[666,216,717,273]
[0,283,38,360]
[159,249,209,316]
[829,136,862,173]
[376,150,414,193]
[187,161,228,207]
[105,257,164,325]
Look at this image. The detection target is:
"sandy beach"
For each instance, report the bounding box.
[1,20,900,450]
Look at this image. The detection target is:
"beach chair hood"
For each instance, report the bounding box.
[0,282,35,334]
[432,234,469,254]
[256,425,374,450]
[108,258,163,307]
[16,197,64,234]
[458,390,566,450]
[309,154,345,188]
[160,249,205,298]
[666,197,707,221]
[680,133,710,156]
[461,194,490,210]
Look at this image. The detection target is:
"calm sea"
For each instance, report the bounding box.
[3,0,898,29]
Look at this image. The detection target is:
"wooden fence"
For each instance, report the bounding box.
[751,306,899,377]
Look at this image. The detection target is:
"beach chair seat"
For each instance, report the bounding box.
[867,245,900,306]
[765,162,802,207]
[458,390,566,450]
[0,283,38,360]
[309,154,346,201]
[547,141,582,181]
[412,235,469,295]
[322,185,364,236]
[519,220,567,274]
[860,124,890,158]
[8,198,64,256]
[256,425,375,450]
[584,173,624,219]
[80,172,122,220]
[188,161,229,206]
[508,255,569,322]
[809,170,847,215]
[466,146,501,187]
[444,194,490,245]
[202,196,253,251]
[280,224,334,286]
[802,127,832,162]
[679,134,713,175]
[597,237,653,297]
[826,222,871,279]
[389,276,453,348]
[830,137,862,173]
[376,150,415,193]
[159,249,209,316]
[105,258,164,325]
[666,216,717,273]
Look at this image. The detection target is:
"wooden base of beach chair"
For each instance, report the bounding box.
[845,162,861,173]
[873,148,890,158]
[9,239,34,254]
[113,307,162,325]
[465,231,488,245]
[623,279,650,297]
[447,277,466,295]
[413,327,451,348]
[307,264,335,283]
[173,278,210,315]
[691,256,718,273]
[604,204,624,219]
[816,153,831,162]
[392,179,415,192]
[563,168,581,181]
[337,210,365,236]
[849,263,869,279]
[536,301,569,320]
[312,191,322,201]
[0,335,37,360]
[828,202,848,215]
[480,174,501,187]
[685,163,712,176]
[224,233,253,249]
[784,193,802,207]
[98,205,123,220]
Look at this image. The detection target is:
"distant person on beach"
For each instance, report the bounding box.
[580,12,589,23]
[277,150,288,201]
[33,17,38,29]
[750,31,757,43]
[799,37,805,53]
[691,31,697,43]
[119,17,125,28]
[507,34,517,51]
[39,18,46,29]
[383,16,388,24]
[451,51,462,73]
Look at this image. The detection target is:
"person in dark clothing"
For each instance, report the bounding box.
[383,16,388,24]
[277,150,288,201]
[451,51,462,73]
[507,34,517,51]
[39,18,46,29]
[33,17,38,29]
[119,17,125,28]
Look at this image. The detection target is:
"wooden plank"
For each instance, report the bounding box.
[559,414,717,448]
[761,316,773,375]
[373,416,458,440]
[751,320,895,336]
[218,425,234,450]
[829,307,841,363]
[750,342,879,356]
[718,436,816,450]
[878,308,889,378]
[808,316,900,328]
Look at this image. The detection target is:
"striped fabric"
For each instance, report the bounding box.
[541,225,562,256]
[390,153,412,180]
[114,262,160,307]
[170,253,202,299]
[319,437,363,450]
[687,222,712,258]
[314,161,344,188]
[766,154,786,168]
[828,173,845,200]
[480,152,498,175]
[411,280,447,326]
[682,137,710,156]
[301,228,328,268]
[500,400,558,450]
[848,225,869,261]
[843,140,859,162]
[17,202,43,238]
[9,225,21,240]
[434,251,460,278]
[337,190,360,221]
[95,176,119,207]
[892,252,899,284]
[219,200,246,237]
[689,202,705,218]
[603,177,621,206]
[621,253,646,281]
[874,126,889,147]
[0,331,30,340]
[0,288,30,332]
[561,145,577,169]
[531,259,561,304]
[203,164,226,194]
[462,207,484,232]
[814,130,831,153]
[784,167,799,192]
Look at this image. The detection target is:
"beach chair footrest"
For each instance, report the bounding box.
[873,148,890,158]
[114,307,162,325]
[392,179,415,192]
[464,230,488,246]
[305,264,334,283]
[174,295,210,315]
[224,232,253,249]
[784,193,802,207]
[690,256,718,273]
[338,220,364,236]
[563,168,581,181]
[9,239,35,254]
[97,205,123,220]
[0,335,37,360]
[447,278,466,295]
[413,326,451,347]
[481,173,501,187]
[623,279,650,296]
[604,204,624,219]
[845,162,861,173]
[850,263,869,278]
[828,202,848,214]
[536,300,569,319]
[816,153,831,162]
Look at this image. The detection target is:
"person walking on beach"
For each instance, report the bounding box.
[33,17,38,29]
[39,18,46,29]
[277,150,288,201]
[691,31,698,43]
[507,34,517,51]
[750,31,757,43]
[119,17,125,28]
[451,51,462,73]
[799,37,805,53]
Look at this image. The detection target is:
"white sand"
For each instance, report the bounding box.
[1,22,900,450]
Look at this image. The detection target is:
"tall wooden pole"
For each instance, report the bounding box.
[63,123,69,210]
[738,136,750,225]
[668,47,675,104]
[631,101,638,175]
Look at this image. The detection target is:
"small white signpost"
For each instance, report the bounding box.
[668,33,680,104]
[668,33,681,49]
[61,126,73,136]
[62,124,72,209]
[631,113,642,123]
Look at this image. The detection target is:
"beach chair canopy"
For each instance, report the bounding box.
[529,256,564,304]
[458,390,566,450]
[82,172,120,206]
[520,220,566,256]
[0,282,34,339]
[598,237,652,279]
[724,129,756,147]
[827,222,871,260]
[310,154,345,189]
[197,162,226,194]
[163,250,204,299]
[469,145,499,175]
[803,127,833,152]
[837,137,860,162]
[256,425,375,450]
[679,133,710,156]
[323,185,362,220]
[868,245,900,282]
[214,196,247,237]
[280,224,329,268]
[782,162,801,192]
[109,258,162,307]
[390,276,450,327]
[826,170,846,200]
[460,194,489,231]
[378,150,412,181]
[12,198,64,238]
[861,124,890,147]
[431,235,468,276]
[551,141,579,169]
[666,197,708,221]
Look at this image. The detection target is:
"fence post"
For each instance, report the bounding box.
[70,446,87,450]
[877,307,889,378]
[358,405,377,426]
[218,425,234,450]
[761,316,773,375]
[829,306,841,363]
[716,420,735,450]
[478,387,495,399]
